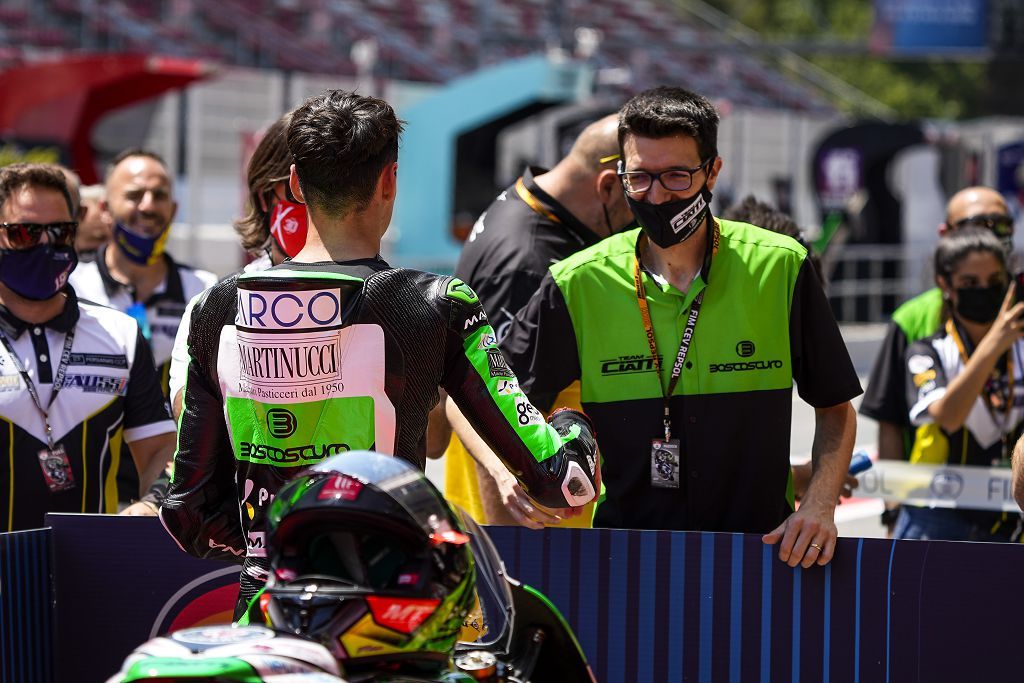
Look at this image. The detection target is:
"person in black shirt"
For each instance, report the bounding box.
[443,113,633,527]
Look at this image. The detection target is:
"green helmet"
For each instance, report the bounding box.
[107,624,344,682]
[260,452,476,676]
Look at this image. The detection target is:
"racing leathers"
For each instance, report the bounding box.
[160,259,599,593]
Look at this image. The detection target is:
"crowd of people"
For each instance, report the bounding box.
[2,85,1023,606]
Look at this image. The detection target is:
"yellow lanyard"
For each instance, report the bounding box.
[632,223,719,441]
[514,177,563,226]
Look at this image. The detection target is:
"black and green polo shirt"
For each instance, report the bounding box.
[502,222,862,533]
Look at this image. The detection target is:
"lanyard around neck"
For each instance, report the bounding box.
[633,256,704,442]
[0,328,75,450]
[515,177,563,226]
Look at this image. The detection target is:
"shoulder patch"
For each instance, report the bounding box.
[445,278,479,305]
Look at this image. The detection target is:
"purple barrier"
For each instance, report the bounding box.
[0,514,1019,681]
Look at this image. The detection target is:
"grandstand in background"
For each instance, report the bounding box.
[0,0,863,115]
[3,0,1021,323]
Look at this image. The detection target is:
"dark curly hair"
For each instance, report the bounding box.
[287,90,404,217]
[618,86,719,162]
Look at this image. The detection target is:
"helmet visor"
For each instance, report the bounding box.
[275,527,431,591]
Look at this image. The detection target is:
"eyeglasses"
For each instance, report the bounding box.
[0,222,77,250]
[618,159,711,195]
[952,213,1013,237]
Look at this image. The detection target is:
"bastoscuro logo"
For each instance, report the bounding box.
[237,332,341,387]
[735,341,755,358]
[601,354,662,376]
[236,288,343,331]
[709,360,783,373]
[266,408,297,438]
[238,441,349,465]
[150,566,241,638]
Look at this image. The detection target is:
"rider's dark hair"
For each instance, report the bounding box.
[618,86,719,161]
[287,90,405,217]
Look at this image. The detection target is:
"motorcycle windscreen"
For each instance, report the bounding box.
[454,509,513,649]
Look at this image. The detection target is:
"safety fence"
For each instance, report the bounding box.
[1,514,1022,682]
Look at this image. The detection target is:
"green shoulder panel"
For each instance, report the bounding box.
[891,287,943,343]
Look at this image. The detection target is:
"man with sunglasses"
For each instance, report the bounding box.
[0,163,176,531]
[457,86,861,568]
[861,186,1014,530]
[69,149,216,505]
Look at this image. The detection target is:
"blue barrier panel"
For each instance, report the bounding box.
[47,514,239,683]
[7,515,1023,681]
[486,527,1024,682]
[0,527,52,683]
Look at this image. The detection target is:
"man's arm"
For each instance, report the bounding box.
[116,326,177,515]
[424,390,452,460]
[763,401,856,567]
[120,433,176,515]
[438,276,597,510]
[1012,434,1024,511]
[772,258,862,566]
[447,396,567,528]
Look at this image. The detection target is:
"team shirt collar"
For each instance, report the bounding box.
[0,286,80,339]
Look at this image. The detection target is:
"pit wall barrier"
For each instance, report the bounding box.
[0,514,1021,682]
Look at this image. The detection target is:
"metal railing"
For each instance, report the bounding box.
[826,243,923,323]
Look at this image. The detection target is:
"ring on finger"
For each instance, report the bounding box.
[808,543,822,552]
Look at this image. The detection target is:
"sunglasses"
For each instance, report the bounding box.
[952,213,1013,237]
[0,222,78,250]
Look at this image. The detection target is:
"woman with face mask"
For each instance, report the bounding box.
[898,226,1024,541]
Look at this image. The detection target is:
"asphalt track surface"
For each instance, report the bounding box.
[426,323,889,539]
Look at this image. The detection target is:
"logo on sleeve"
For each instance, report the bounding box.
[514,396,544,426]
[445,278,479,305]
[496,379,520,396]
[487,349,514,378]
[463,311,487,330]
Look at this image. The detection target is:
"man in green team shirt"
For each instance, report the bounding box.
[452,86,862,568]
[860,187,1014,528]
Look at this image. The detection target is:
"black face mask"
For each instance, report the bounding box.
[954,284,1005,324]
[625,181,713,249]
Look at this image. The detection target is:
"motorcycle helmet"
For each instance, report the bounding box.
[261,451,476,674]
[107,624,344,682]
